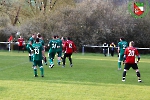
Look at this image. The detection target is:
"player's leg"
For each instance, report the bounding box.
[118,53,123,70]
[33,60,38,77]
[62,53,67,67]
[122,63,130,82]
[43,48,47,65]
[18,46,20,53]
[49,52,55,68]
[133,64,142,82]
[22,46,24,53]
[43,56,47,65]
[57,51,62,65]
[38,60,44,77]
[68,54,73,67]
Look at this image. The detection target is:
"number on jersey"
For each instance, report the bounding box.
[69,43,72,48]
[128,50,135,56]
[34,47,39,54]
[52,43,57,49]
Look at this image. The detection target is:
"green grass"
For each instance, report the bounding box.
[0,50,150,100]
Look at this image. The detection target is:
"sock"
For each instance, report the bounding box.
[40,66,44,76]
[34,68,37,76]
[58,59,61,63]
[136,71,141,77]
[49,58,53,65]
[123,71,126,77]
[69,57,72,65]
[118,62,121,68]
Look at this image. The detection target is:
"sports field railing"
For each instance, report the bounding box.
[82,45,150,56]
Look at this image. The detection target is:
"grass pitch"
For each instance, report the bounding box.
[0,51,150,100]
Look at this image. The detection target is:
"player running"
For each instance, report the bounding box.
[117,37,128,70]
[62,37,76,67]
[122,41,142,82]
[48,35,58,68]
[31,38,45,77]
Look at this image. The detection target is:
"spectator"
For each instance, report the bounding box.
[103,42,108,56]
[18,36,25,53]
[110,42,116,57]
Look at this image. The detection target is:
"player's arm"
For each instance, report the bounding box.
[123,49,127,64]
[48,40,51,47]
[136,49,140,63]
[30,46,34,53]
[117,44,120,53]
[73,43,77,52]
[123,54,126,65]
[63,42,67,52]
[41,46,45,57]
[137,55,140,63]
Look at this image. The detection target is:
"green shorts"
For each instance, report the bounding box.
[33,60,43,67]
[57,51,62,57]
[49,52,56,59]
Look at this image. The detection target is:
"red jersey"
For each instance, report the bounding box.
[62,40,66,49]
[18,38,24,46]
[64,40,76,54]
[124,46,139,63]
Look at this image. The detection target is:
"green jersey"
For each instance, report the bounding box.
[32,43,44,61]
[48,39,58,53]
[26,37,35,51]
[39,38,44,46]
[118,41,128,53]
[29,37,35,44]
[56,39,62,51]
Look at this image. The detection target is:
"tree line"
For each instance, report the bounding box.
[0,0,150,52]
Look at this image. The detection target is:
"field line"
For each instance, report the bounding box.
[0,61,29,71]
[75,57,150,63]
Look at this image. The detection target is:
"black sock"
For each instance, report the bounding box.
[123,71,126,77]
[136,71,141,77]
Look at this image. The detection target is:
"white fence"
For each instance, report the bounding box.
[82,45,150,55]
[0,42,19,52]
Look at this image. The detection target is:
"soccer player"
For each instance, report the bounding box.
[48,35,58,68]
[56,35,63,65]
[31,38,45,77]
[37,33,47,65]
[117,37,128,70]
[62,37,76,67]
[17,36,25,53]
[122,41,142,82]
[26,34,36,62]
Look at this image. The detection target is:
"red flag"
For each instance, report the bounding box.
[8,35,13,42]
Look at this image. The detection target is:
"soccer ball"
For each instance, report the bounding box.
[16,32,20,36]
